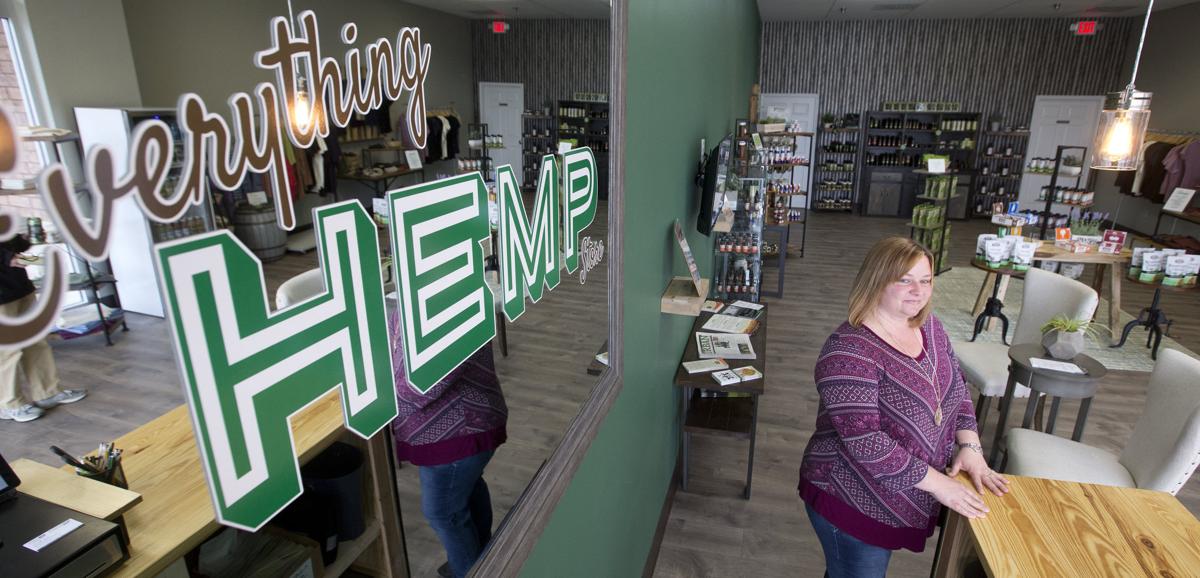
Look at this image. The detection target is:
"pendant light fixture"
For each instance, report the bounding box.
[1091,0,1155,171]
[286,0,311,133]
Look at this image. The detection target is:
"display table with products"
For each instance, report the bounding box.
[36,392,405,578]
[673,306,768,500]
[1033,244,1132,339]
[988,344,1107,467]
[932,474,1200,577]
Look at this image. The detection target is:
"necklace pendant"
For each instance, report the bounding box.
[934,407,943,426]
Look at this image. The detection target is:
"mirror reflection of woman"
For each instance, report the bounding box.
[798,237,1009,578]
[389,311,508,578]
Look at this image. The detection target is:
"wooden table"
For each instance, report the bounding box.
[673,305,767,499]
[47,392,406,578]
[1033,245,1132,340]
[933,474,1200,577]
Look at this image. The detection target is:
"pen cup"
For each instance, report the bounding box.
[76,460,128,490]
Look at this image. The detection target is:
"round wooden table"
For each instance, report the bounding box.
[988,343,1108,467]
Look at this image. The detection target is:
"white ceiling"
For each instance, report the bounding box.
[404,0,611,19]
[757,0,1200,21]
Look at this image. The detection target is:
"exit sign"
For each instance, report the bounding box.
[492,20,509,34]
[1072,20,1099,35]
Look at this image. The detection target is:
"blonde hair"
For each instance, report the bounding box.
[848,237,935,328]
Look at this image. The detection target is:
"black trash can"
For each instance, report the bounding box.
[301,442,367,542]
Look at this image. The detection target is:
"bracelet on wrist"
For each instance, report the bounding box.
[957,442,983,454]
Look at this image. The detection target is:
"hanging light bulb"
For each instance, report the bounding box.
[1091,0,1155,171]
[292,76,311,132]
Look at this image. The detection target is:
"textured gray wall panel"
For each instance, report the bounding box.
[760,19,1136,124]
[471,19,610,112]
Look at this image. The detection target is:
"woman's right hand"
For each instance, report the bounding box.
[917,468,990,519]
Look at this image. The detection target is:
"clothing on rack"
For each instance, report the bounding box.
[446,115,461,159]
[1123,141,1175,201]
[1160,141,1200,200]
[425,116,445,163]
[1115,140,1157,195]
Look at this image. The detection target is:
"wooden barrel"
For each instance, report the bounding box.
[233,203,287,262]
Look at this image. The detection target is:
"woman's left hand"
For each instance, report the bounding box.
[948,446,1010,497]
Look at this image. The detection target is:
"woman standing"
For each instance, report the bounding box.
[390,310,507,578]
[799,237,1008,577]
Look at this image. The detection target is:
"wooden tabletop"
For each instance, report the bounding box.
[82,391,346,577]
[970,258,1028,278]
[12,459,142,521]
[1034,244,1132,264]
[673,304,767,395]
[961,474,1200,577]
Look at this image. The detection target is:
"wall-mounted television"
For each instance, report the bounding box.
[696,134,733,236]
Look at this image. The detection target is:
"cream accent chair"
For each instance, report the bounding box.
[275,268,325,309]
[954,267,1099,438]
[1004,349,1200,495]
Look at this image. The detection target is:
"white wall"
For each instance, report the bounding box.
[120,0,475,133]
[22,0,142,130]
[1092,1,1200,238]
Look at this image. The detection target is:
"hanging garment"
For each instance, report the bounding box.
[437,115,450,161]
[446,115,461,160]
[1115,140,1157,195]
[365,95,395,135]
[1159,141,1200,201]
[1130,141,1176,201]
[425,116,445,162]
[311,135,328,194]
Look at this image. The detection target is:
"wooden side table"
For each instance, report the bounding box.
[673,305,768,499]
[969,259,1026,344]
[988,344,1107,467]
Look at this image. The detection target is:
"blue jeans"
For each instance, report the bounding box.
[806,503,893,578]
[418,450,496,578]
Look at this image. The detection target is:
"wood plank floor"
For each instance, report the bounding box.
[652,212,1200,578]
[0,196,609,578]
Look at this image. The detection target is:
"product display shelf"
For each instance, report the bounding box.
[971,131,1030,217]
[814,114,861,212]
[522,108,556,190]
[554,99,610,199]
[712,127,766,303]
[909,172,958,275]
[762,130,812,258]
[461,122,493,178]
[859,111,981,219]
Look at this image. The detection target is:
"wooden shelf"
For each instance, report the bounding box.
[762,131,814,137]
[684,394,754,439]
[324,519,383,578]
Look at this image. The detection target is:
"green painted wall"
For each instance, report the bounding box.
[519,1,760,576]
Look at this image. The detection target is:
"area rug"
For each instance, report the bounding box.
[932,267,1198,372]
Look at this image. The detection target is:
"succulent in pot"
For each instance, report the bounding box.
[1039,314,1107,360]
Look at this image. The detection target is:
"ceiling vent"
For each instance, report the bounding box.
[872,3,922,10]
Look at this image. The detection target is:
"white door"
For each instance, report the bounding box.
[759,93,819,209]
[1018,95,1104,207]
[478,82,524,180]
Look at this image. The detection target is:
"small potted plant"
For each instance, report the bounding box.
[821,113,837,130]
[1039,314,1106,360]
[1061,155,1083,177]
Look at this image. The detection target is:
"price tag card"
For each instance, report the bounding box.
[927,158,947,174]
[247,191,269,206]
[404,150,423,170]
[1163,188,1195,213]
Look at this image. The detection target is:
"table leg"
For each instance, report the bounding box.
[1047,396,1061,436]
[1109,263,1123,342]
[932,510,975,578]
[744,393,759,500]
[986,275,1011,331]
[1021,392,1040,429]
[1073,397,1093,442]
[681,387,690,491]
[973,272,997,317]
[989,371,1018,467]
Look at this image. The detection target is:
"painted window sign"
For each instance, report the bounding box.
[0,10,600,532]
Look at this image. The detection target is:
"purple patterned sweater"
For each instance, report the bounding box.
[388,312,508,466]
[799,315,977,552]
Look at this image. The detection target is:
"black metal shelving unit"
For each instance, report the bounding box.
[971,131,1030,217]
[555,99,609,199]
[859,111,981,219]
[814,115,861,212]
[521,110,556,190]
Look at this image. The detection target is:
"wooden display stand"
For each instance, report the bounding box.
[662,220,710,316]
[23,391,407,578]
